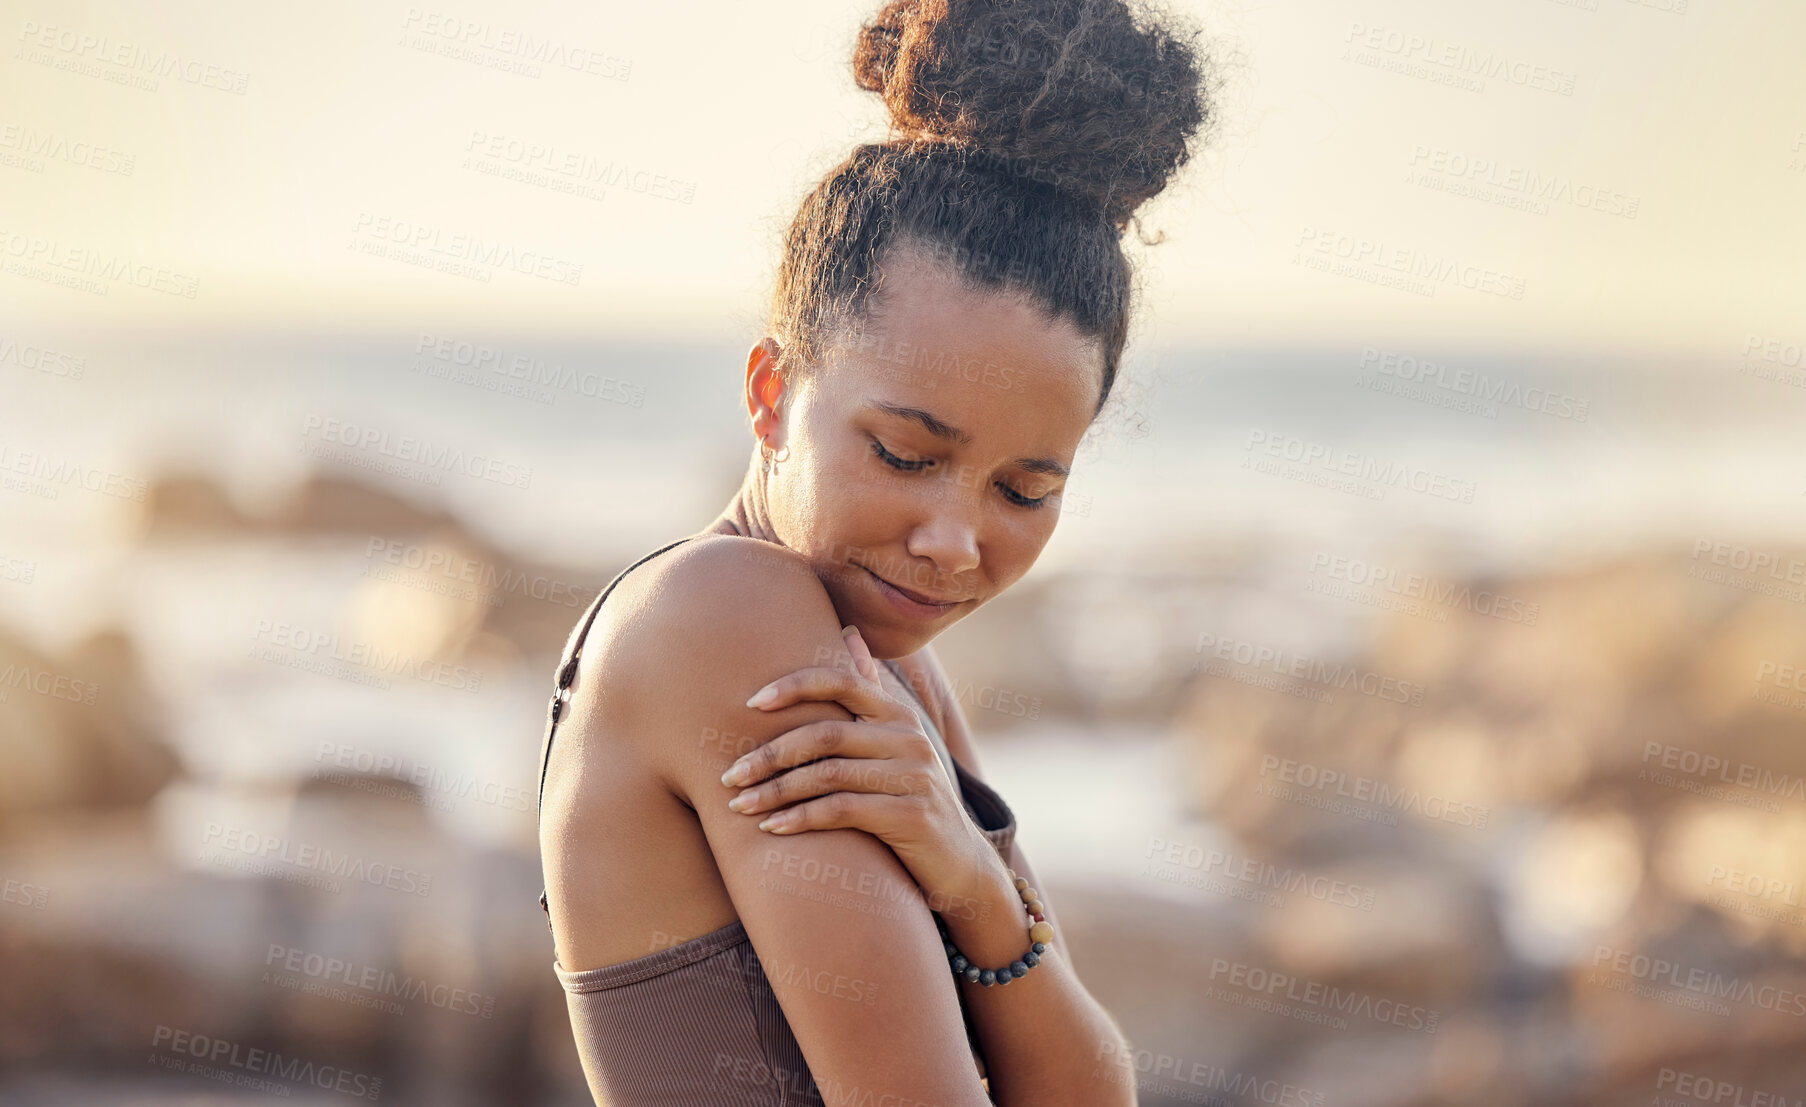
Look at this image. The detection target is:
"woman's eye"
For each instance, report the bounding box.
[871,439,933,471]
[997,482,1050,509]
[872,438,1053,509]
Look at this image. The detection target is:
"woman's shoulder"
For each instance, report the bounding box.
[603,533,828,630]
[569,533,845,753]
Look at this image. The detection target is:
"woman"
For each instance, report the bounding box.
[536,1,1213,1102]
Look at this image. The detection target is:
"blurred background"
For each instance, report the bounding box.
[4,0,1806,1103]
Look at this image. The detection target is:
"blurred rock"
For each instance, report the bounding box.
[0,627,180,826]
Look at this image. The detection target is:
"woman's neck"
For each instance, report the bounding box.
[702,450,781,545]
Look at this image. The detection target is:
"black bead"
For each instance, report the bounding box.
[1031,942,1047,954]
[1010,960,1028,977]
[1023,951,1039,967]
[963,966,981,983]
[979,969,996,986]
[951,955,968,972]
[943,940,958,957]
[996,969,1012,984]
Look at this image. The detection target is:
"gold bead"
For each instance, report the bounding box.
[1026,899,1043,915]
[1013,877,1028,891]
[1020,887,1036,903]
[1029,921,1055,944]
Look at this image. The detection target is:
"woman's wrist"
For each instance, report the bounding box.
[935,846,1038,972]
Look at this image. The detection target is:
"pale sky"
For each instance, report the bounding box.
[3,0,1802,357]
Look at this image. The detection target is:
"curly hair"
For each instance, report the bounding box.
[768,0,1220,420]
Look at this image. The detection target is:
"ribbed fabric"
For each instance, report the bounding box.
[538,538,1017,1106]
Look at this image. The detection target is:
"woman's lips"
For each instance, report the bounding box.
[859,565,966,619]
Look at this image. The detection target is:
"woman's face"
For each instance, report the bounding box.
[751,242,1103,660]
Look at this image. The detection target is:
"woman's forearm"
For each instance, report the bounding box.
[938,863,1137,1107]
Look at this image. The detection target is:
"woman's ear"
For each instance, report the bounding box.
[744,337,785,421]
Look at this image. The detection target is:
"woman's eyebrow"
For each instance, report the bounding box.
[863,400,1070,479]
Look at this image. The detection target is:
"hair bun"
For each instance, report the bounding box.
[853,0,1213,231]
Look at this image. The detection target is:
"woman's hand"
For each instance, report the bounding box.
[721,625,1006,921]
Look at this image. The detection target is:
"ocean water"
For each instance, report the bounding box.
[7,326,1799,580]
[4,327,1800,860]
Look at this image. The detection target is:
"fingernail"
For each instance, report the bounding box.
[746,684,777,709]
[721,762,747,787]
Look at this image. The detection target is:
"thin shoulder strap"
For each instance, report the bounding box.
[537,535,697,931]
[536,535,696,817]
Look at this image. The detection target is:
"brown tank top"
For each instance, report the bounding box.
[536,535,1018,1105]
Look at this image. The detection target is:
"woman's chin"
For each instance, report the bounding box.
[852,621,929,662]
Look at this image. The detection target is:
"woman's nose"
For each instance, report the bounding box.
[905,514,981,580]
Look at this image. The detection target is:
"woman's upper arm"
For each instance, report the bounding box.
[616,536,993,1107]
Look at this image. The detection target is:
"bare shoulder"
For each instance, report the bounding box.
[581,533,848,799]
[602,533,826,635]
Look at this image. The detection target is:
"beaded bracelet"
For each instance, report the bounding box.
[937,867,1054,986]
